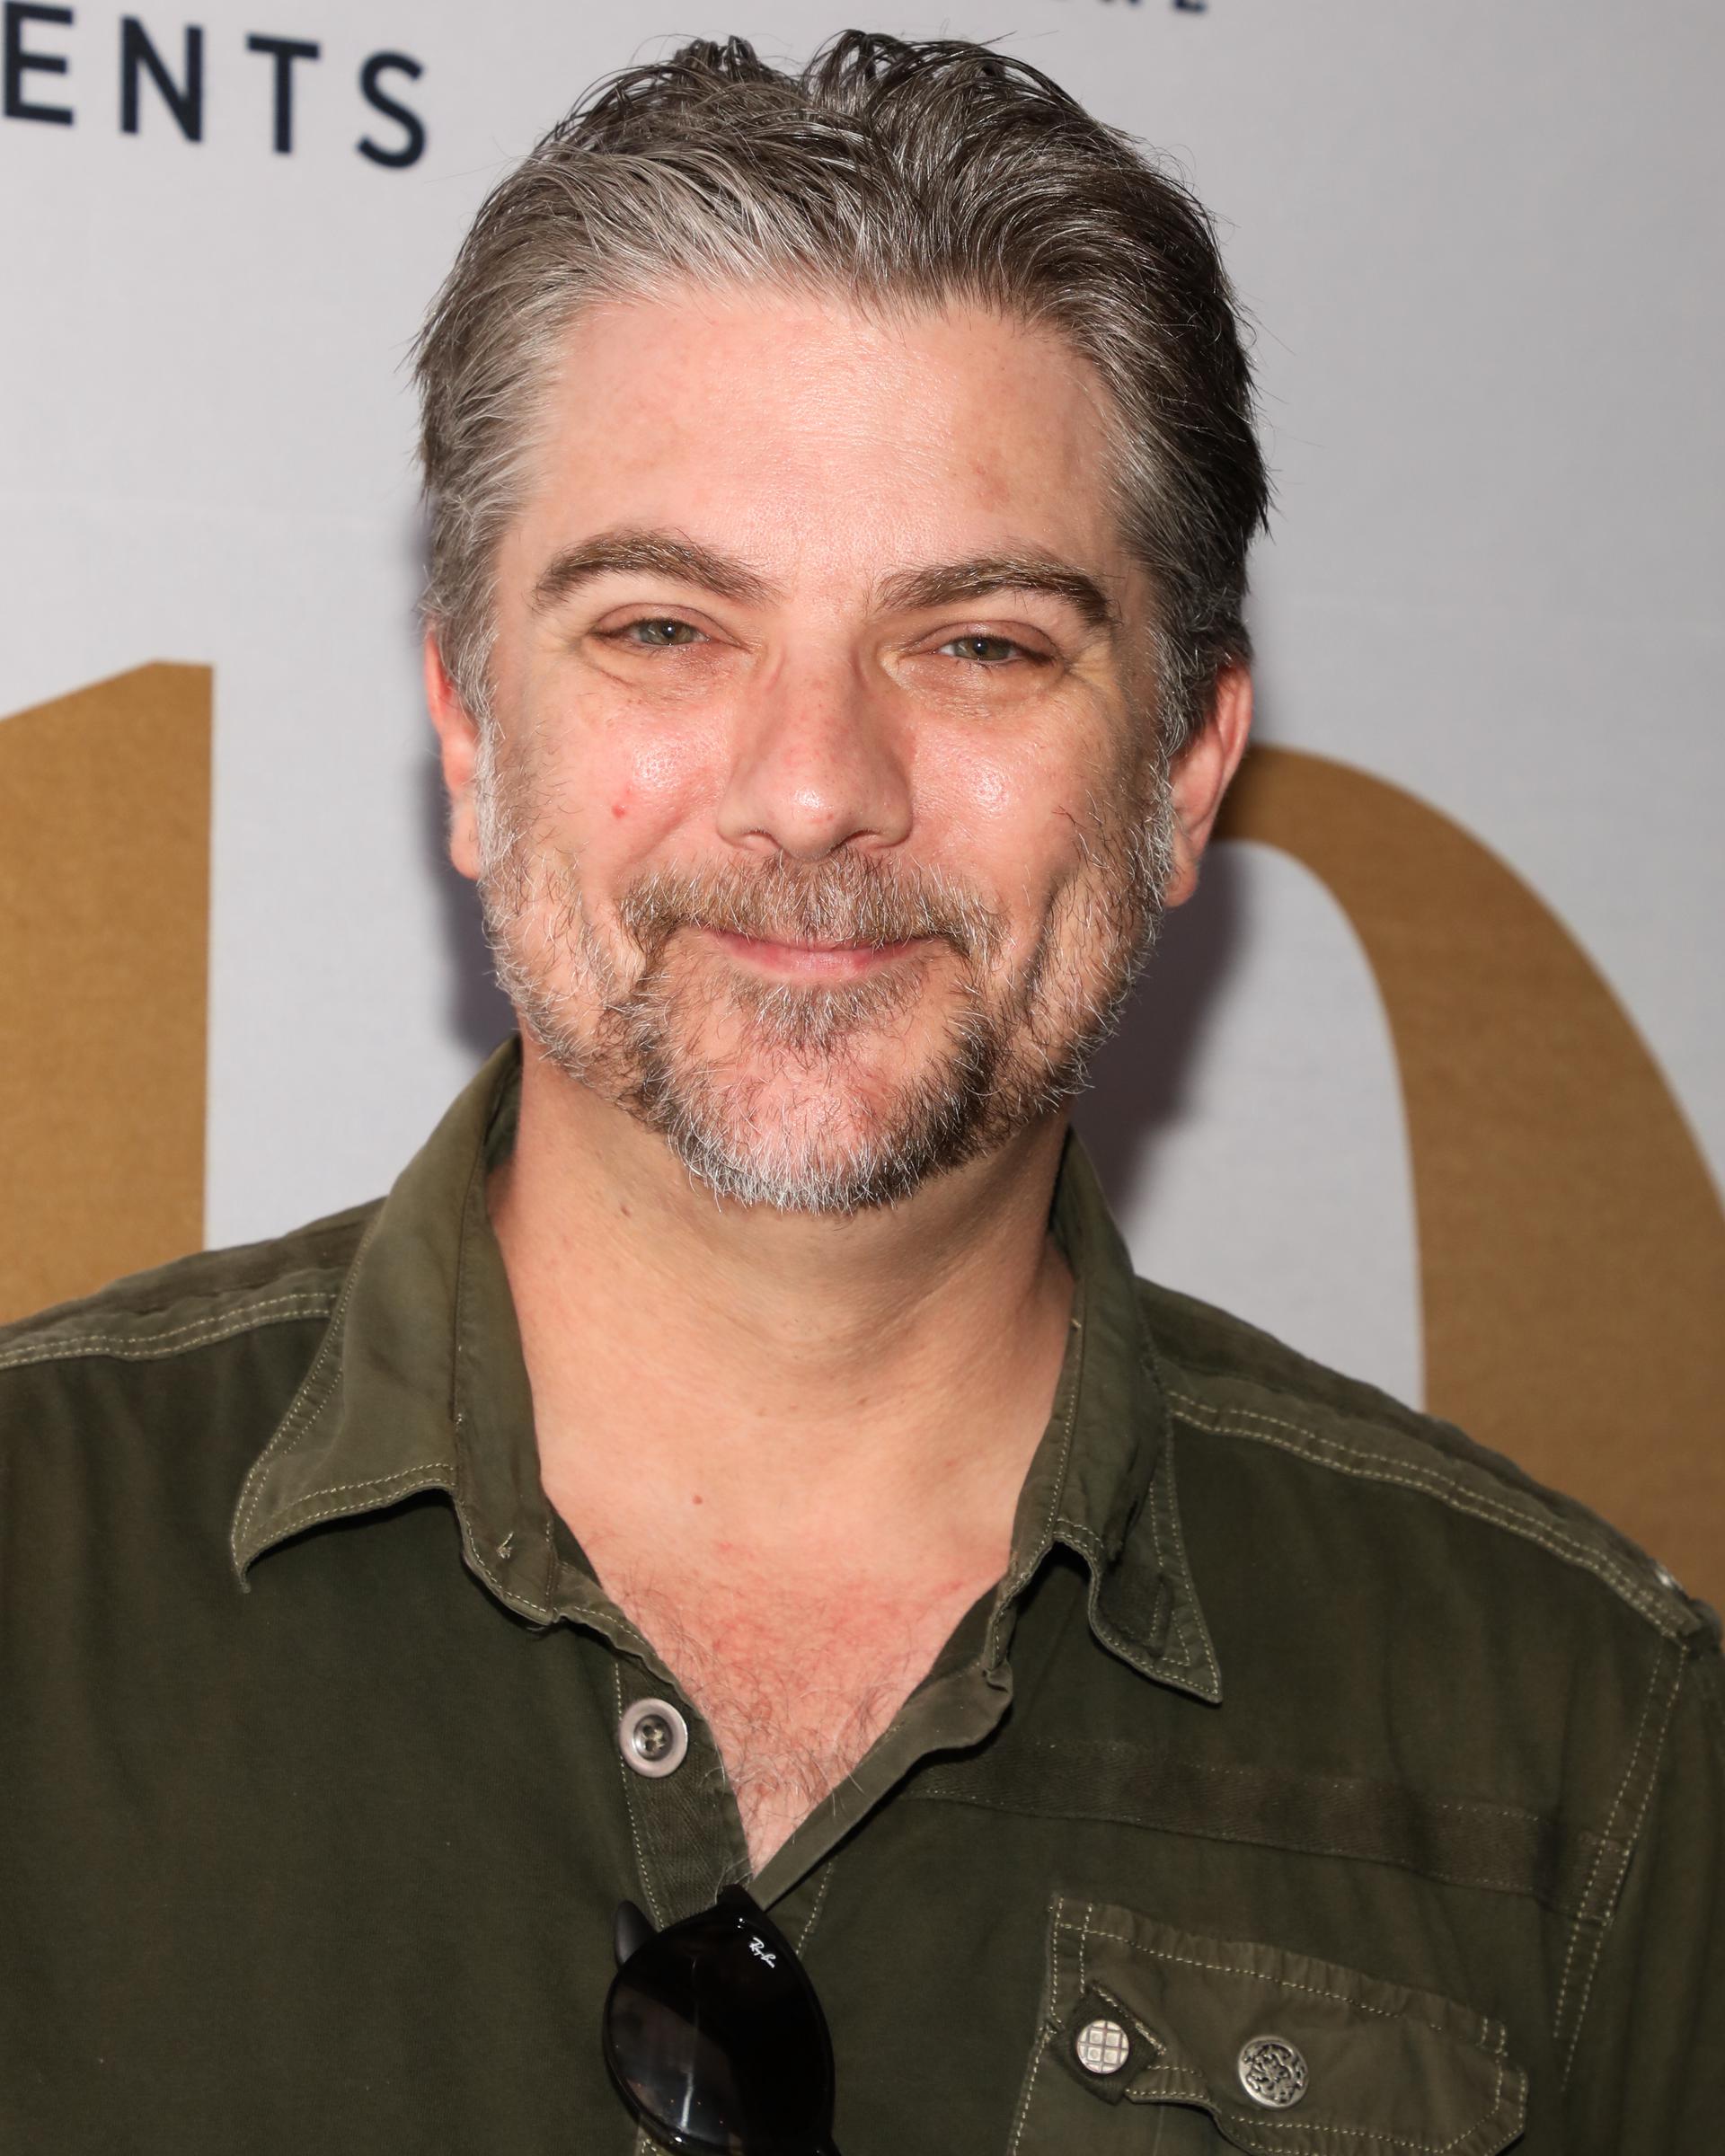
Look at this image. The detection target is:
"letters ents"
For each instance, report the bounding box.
[2,5,425,164]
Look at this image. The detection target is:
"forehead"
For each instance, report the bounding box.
[509,285,1131,595]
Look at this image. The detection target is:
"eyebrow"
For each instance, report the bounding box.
[530,527,1118,634]
[531,527,780,614]
[877,552,1119,633]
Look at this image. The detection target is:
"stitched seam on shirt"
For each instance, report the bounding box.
[1056,1518,1158,1680]
[444,1174,554,1629]
[251,1475,450,1541]
[261,1467,448,1532]
[0,1294,336,1373]
[544,1511,659,1662]
[462,1525,554,1623]
[916,1746,1571,1830]
[1040,1492,1183,1689]
[796,1864,834,1954]
[1051,1753,1552,1824]
[1193,2102,1499,2154]
[1058,1491,1221,1698]
[1550,1643,1665,2049]
[1007,1897,1063,2156]
[1167,1392,1676,1636]
[1061,1920,1439,2034]
[540,1513,559,1615]
[1128,1416,1218,1692]
[1155,1427,1220,1693]
[909,1786,1580,1903]
[1033,1317,1085,1563]
[1556,1644,1683,2086]
[229,1238,377,1564]
[1121,2066,1206,2104]
[1169,1390,1670,1631]
[1135,1430,1185,1672]
[615,1662,667,1932]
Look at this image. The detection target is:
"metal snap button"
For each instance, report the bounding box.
[1073,2017,1132,2076]
[1238,2035,1307,2108]
[619,1697,689,1779]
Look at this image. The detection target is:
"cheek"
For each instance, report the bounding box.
[916,738,1023,836]
[615,728,711,813]
[543,718,719,870]
[914,736,1092,897]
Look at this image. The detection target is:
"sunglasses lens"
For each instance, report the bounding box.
[604,1892,835,2154]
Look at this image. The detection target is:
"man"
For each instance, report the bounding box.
[2,31,1719,2155]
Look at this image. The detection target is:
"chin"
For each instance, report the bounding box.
[634,1033,1004,1216]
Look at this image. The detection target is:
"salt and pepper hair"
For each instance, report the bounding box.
[414,31,1269,750]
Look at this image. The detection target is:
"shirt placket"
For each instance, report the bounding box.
[608,1655,751,1929]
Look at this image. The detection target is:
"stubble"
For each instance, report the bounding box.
[471,720,1175,1213]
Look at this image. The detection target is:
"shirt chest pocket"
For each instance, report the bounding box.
[1009,1900,1527,2156]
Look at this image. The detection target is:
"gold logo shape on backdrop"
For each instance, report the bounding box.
[1220,747,1725,1606]
[0,665,210,1324]
[1,686,1719,1604]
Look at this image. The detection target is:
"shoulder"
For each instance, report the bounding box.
[0,1203,376,1433]
[1139,1274,1720,1654]
[1134,1276,1725,1938]
[0,1206,381,1620]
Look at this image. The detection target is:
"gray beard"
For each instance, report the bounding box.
[473,736,1175,1215]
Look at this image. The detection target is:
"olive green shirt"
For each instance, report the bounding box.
[3,1041,1721,2153]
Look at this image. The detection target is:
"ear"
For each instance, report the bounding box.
[1161,663,1253,909]
[424,629,482,883]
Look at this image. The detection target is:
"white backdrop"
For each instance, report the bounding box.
[3,0,1720,1420]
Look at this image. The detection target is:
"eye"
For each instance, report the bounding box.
[936,632,1038,667]
[610,617,706,649]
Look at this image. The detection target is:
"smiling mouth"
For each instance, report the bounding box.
[701,925,937,979]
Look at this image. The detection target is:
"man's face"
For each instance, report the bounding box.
[447,287,1182,1212]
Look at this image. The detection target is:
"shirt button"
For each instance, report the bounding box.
[619,1697,689,1779]
[1073,2017,1132,2076]
[1238,2035,1307,2108]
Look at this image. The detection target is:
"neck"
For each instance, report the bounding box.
[490,1033,1075,1533]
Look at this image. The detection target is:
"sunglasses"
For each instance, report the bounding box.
[604,1886,842,2156]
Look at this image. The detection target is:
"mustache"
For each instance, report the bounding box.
[615,854,1004,965]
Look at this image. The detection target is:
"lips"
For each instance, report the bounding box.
[702,926,933,978]
[615,858,1000,973]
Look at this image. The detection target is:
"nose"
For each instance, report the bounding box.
[715,658,913,861]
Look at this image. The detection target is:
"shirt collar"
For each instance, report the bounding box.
[229,1038,561,1629]
[231,1040,1219,1702]
[998,1126,1221,1701]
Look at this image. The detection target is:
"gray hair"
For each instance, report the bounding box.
[414,31,1269,750]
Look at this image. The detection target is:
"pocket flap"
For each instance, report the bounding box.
[1013,1899,1527,2156]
